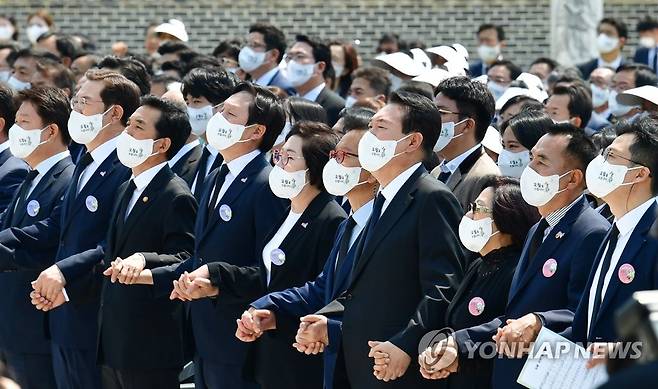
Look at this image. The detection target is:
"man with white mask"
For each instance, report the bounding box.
[608,63,658,123]
[469,24,506,78]
[578,18,628,79]
[238,23,293,94]
[588,67,615,131]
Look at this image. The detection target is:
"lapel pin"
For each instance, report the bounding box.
[142,196,149,203]
[555,231,565,239]
[241,177,248,183]
[100,171,106,177]
[301,222,308,228]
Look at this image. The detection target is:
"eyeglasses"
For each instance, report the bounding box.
[285,52,312,63]
[272,149,305,166]
[468,202,493,215]
[329,149,359,164]
[601,148,644,166]
[70,97,105,110]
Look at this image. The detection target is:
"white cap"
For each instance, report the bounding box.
[451,43,469,60]
[426,45,468,70]
[617,85,658,106]
[473,74,488,85]
[495,87,537,111]
[482,126,503,155]
[412,68,454,88]
[444,60,468,75]
[373,50,430,77]
[155,19,189,42]
[516,72,548,101]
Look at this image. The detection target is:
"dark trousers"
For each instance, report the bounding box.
[101,365,179,389]
[333,349,352,389]
[51,343,101,389]
[193,356,259,389]
[1,349,56,389]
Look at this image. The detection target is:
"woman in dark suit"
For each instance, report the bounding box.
[202,120,346,389]
[420,175,540,389]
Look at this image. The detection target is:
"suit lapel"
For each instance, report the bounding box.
[446,147,483,191]
[0,148,11,166]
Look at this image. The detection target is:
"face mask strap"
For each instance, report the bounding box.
[391,133,415,159]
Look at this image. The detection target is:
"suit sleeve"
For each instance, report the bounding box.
[388,188,465,357]
[207,261,263,304]
[0,167,28,213]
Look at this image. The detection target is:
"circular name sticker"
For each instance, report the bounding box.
[86,195,98,213]
[618,263,635,284]
[219,204,232,222]
[26,200,40,217]
[468,297,485,316]
[542,258,558,278]
[270,248,286,266]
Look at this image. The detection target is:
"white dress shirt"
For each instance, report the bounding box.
[26,150,71,198]
[597,55,623,70]
[648,46,657,72]
[77,136,118,193]
[379,162,422,215]
[0,140,10,153]
[300,82,326,102]
[210,150,261,208]
[586,197,656,334]
[124,162,167,219]
[438,143,481,175]
[262,210,302,284]
[168,139,200,168]
[254,67,280,87]
[190,144,220,194]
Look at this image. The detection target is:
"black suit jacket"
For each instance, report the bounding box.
[171,143,204,188]
[336,165,465,388]
[633,47,654,69]
[316,86,346,126]
[96,165,197,370]
[577,57,626,79]
[0,148,28,216]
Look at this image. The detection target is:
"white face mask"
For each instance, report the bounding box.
[345,96,357,108]
[274,121,292,147]
[520,165,573,207]
[268,165,307,199]
[322,158,364,196]
[585,154,643,198]
[0,70,10,82]
[590,84,610,109]
[0,26,14,41]
[357,130,412,172]
[477,44,500,63]
[497,149,530,178]
[26,24,49,44]
[608,90,638,118]
[238,46,266,72]
[388,74,403,91]
[68,107,113,145]
[286,60,315,87]
[640,36,656,49]
[332,62,344,77]
[487,81,507,101]
[8,124,50,159]
[459,215,498,253]
[206,111,252,151]
[7,76,31,91]
[116,131,159,168]
[187,105,214,136]
[433,118,467,152]
[597,33,619,54]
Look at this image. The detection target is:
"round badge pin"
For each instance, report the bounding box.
[618,263,635,284]
[219,204,232,222]
[85,195,98,213]
[468,297,485,316]
[542,258,558,278]
[270,248,286,266]
[26,200,40,217]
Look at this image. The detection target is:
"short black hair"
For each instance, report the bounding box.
[591,125,617,153]
[388,90,442,155]
[504,109,553,150]
[637,16,658,33]
[139,95,191,159]
[125,52,155,76]
[233,82,286,152]
[482,175,540,247]
[352,67,391,97]
[340,107,375,133]
[35,57,75,94]
[530,57,559,72]
[181,67,236,106]
[160,60,185,78]
[477,23,505,41]
[287,120,340,192]
[36,33,78,61]
[489,60,522,80]
[212,39,242,60]
[157,41,189,56]
[0,84,15,136]
[151,73,181,87]
[616,116,658,195]
[396,81,434,100]
[600,17,629,39]
[183,55,223,75]
[616,63,658,88]
[284,97,328,124]
[85,69,141,126]
[551,85,592,129]
[546,123,597,176]
[16,86,71,145]
[499,95,543,118]
[294,34,333,79]
[249,23,287,64]
[98,55,151,96]
[436,76,495,142]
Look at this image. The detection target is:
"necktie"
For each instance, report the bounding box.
[335,216,357,272]
[118,179,137,223]
[193,148,211,199]
[438,171,451,183]
[528,219,550,264]
[353,193,386,266]
[589,225,620,330]
[74,152,94,193]
[11,169,39,224]
[207,164,230,222]
[653,48,658,73]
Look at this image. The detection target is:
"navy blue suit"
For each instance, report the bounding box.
[0,148,28,216]
[557,202,658,344]
[633,47,657,71]
[577,57,626,80]
[453,196,609,389]
[0,150,130,389]
[264,69,296,96]
[469,61,487,77]
[151,153,287,389]
[0,155,74,389]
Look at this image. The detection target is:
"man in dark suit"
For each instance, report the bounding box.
[469,24,506,77]
[168,135,203,187]
[0,85,28,215]
[426,124,610,389]
[632,17,658,72]
[287,35,345,126]
[431,76,501,210]
[578,18,628,79]
[0,86,75,389]
[0,70,141,389]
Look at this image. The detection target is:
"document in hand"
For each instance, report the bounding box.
[517,327,608,389]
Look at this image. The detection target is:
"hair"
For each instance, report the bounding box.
[530,57,559,72]
[377,33,400,52]
[615,116,658,195]
[233,82,286,152]
[436,76,495,142]
[151,73,181,86]
[352,67,391,97]
[551,85,592,129]
[396,81,434,100]
[477,23,505,41]
[160,60,185,78]
[36,33,78,61]
[11,48,59,65]
[286,120,340,192]
[329,40,359,77]
[267,85,290,100]
[183,55,222,75]
[489,60,522,80]
[139,95,190,159]
[499,95,542,118]
[0,15,18,41]
[181,67,236,106]
[28,9,54,27]
[284,97,328,124]
[340,107,375,133]
[616,63,658,88]
[591,125,617,153]
[388,90,442,155]
[637,16,658,33]
[85,69,141,126]
[482,175,541,246]
[16,86,71,144]
[249,23,287,63]
[294,34,333,79]
[70,32,97,52]
[600,17,629,39]
[212,39,242,60]
[546,123,597,175]
[157,40,189,56]
[35,57,75,94]
[97,55,151,96]
[0,84,15,136]
[124,52,155,76]
[503,110,553,150]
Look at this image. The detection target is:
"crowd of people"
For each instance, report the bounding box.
[0,7,657,389]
